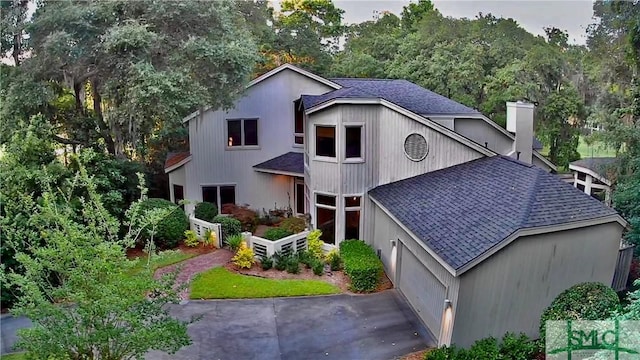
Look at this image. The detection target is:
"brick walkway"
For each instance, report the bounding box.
[155,249,233,300]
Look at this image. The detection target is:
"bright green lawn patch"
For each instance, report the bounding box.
[128,250,196,275]
[190,267,340,299]
[577,136,617,158]
[1,353,26,360]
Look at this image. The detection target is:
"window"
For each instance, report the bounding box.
[227,119,258,147]
[345,196,361,240]
[294,99,304,145]
[316,126,336,158]
[577,172,586,181]
[295,180,305,215]
[202,185,236,213]
[173,184,184,209]
[345,126,362,159]
[316,193,336,245]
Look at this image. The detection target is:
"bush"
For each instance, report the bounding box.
[424,333,538,360]
[273,252,288,271]
[285,255,300,274]
[232,243,255,269]
[213,215,242,241]
[539,282,620,340]
[194,201,218,222]
[340,240,383,292]
[203,228,217,248]
[307,230,323,260]
[628,258,640,287]
[263,227,293,241]
[280,217,306,233]
[222,204,259,233]
[325,249,342,271]
[184,230,199,247]
[139,198,189,249]
[312,259,324,276]
[260,255,273,270]
[297,250,315,269]
[226,234,244,252]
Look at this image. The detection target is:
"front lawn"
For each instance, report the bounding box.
[190,267,340,299]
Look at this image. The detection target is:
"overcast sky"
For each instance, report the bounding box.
[301,0,595,45]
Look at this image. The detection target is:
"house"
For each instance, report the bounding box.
[569,157,617,206]
[165,64,627,347]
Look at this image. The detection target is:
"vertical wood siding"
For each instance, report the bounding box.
[452,222,623,347]
[186,69,333,211]
[168,165,186,204]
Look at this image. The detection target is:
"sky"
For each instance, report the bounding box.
[280,0,596,45]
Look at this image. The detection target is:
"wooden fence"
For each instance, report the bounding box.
[189,216,223,248]
[246,231,310,259]
[612,243,635,292]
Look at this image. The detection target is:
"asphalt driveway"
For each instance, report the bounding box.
[2,290,434,359]
[148,290,435,360]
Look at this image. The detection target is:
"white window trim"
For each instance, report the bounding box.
[344,194,363,240]
[293,100,305,148]
[314,124,337,162]
[294,178,305,215]
[226,118,260,150]
[343,123,365,163]
[200,183,237,211]
[314,191,337,245]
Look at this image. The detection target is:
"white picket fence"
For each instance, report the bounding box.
[189,216,223,248]
[246,231,310,259]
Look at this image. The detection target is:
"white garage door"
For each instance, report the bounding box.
[398,243,446,337]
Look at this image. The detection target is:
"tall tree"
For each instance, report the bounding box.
[0,0,29,65]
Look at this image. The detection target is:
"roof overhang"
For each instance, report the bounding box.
[253,168,303,177]
[164,155,192,173]
[182,64,341,124]
[569,164,613,186]
[306,98,496,157]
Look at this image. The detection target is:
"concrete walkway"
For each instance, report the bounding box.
[0,314,31,354]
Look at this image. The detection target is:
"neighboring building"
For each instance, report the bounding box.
[569,157,617,206]
[166,64,627,347]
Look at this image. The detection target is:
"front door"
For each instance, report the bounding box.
[295,178,305,215]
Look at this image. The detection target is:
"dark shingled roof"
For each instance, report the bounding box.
[570,157,617,179]
[301,78,479,115]
[369,156,618,270]
[164,151,191,170]
[253,152,303,175]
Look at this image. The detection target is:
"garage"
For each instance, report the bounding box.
[397,242,446,339]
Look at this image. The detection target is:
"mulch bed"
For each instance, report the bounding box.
[126,243,216,260]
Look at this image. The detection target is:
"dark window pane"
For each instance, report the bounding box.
[244,119,258,146]
[294,99,304,134]
[577,172,586,181]
[577,184,585,191]
[227,120,241,147]
[202,186,218,205]
[345,126,362,158]
[345,210,360,240]
[316,126,335,157]
[317,207,335,245]
[296,183,305,214]
[591,188,606,202]
[345,196,360,207]
[295,136,304,144]
[220,186,236,209]
[316,194,336,206]
[173,185,184,203]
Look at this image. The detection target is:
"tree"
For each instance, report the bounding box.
[2,166,192,359]
[0,0,29,65]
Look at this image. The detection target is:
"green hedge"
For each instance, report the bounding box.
[212,215,242,241]
[340,240,383,292]
[263,227,293,241]
[139,198,189,248]
[194,202,218,222]
[425,333,538,360]
[539,282,620,340]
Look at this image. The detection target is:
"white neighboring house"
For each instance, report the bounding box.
[569,157,617,206]
[165,64,626,348]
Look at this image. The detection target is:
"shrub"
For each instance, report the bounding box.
[307,230,323,260]
[280,217,306,233]
[260,255,273,270]
[222,204,259,233]
[213,215,242,241]
[226,234,244,252]
[273,251,288,271]
[628,258,640,287]
[297,250,315,269]
[325,249,342,271]
[312,260,324,276]
[424,333,537,360]
[139,198,189,249]
[539,282,620,340]
[285,255,300,274]
[184,230,199,247]
[499,332,539,360]
[194,201,218,221]
[203,228,217,248]
[232,243,255,269]
[263,227,293,241]
[340,240,383,292]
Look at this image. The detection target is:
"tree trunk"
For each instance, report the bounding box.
[90,78,117,155]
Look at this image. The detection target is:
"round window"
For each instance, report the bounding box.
[404,133,428,161]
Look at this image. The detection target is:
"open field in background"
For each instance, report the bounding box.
[540,135,618,159]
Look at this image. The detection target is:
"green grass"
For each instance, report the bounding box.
[539,135,617,159]
[190,267,341,299]
[128,250,196,275]
[1,353,26,360]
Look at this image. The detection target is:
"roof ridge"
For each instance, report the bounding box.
[519,167,543,228]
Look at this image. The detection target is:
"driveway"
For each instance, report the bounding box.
[0,314,31,354]
[2,291,435,359]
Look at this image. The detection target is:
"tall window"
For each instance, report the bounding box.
[294,99,304,145]
[173,184,184,209]
[345,196,361,240]
[202,185,236,213]
[316,193,336,244]
[227,119,258,147]
[316,126,336,158]
[345,126,362,159]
